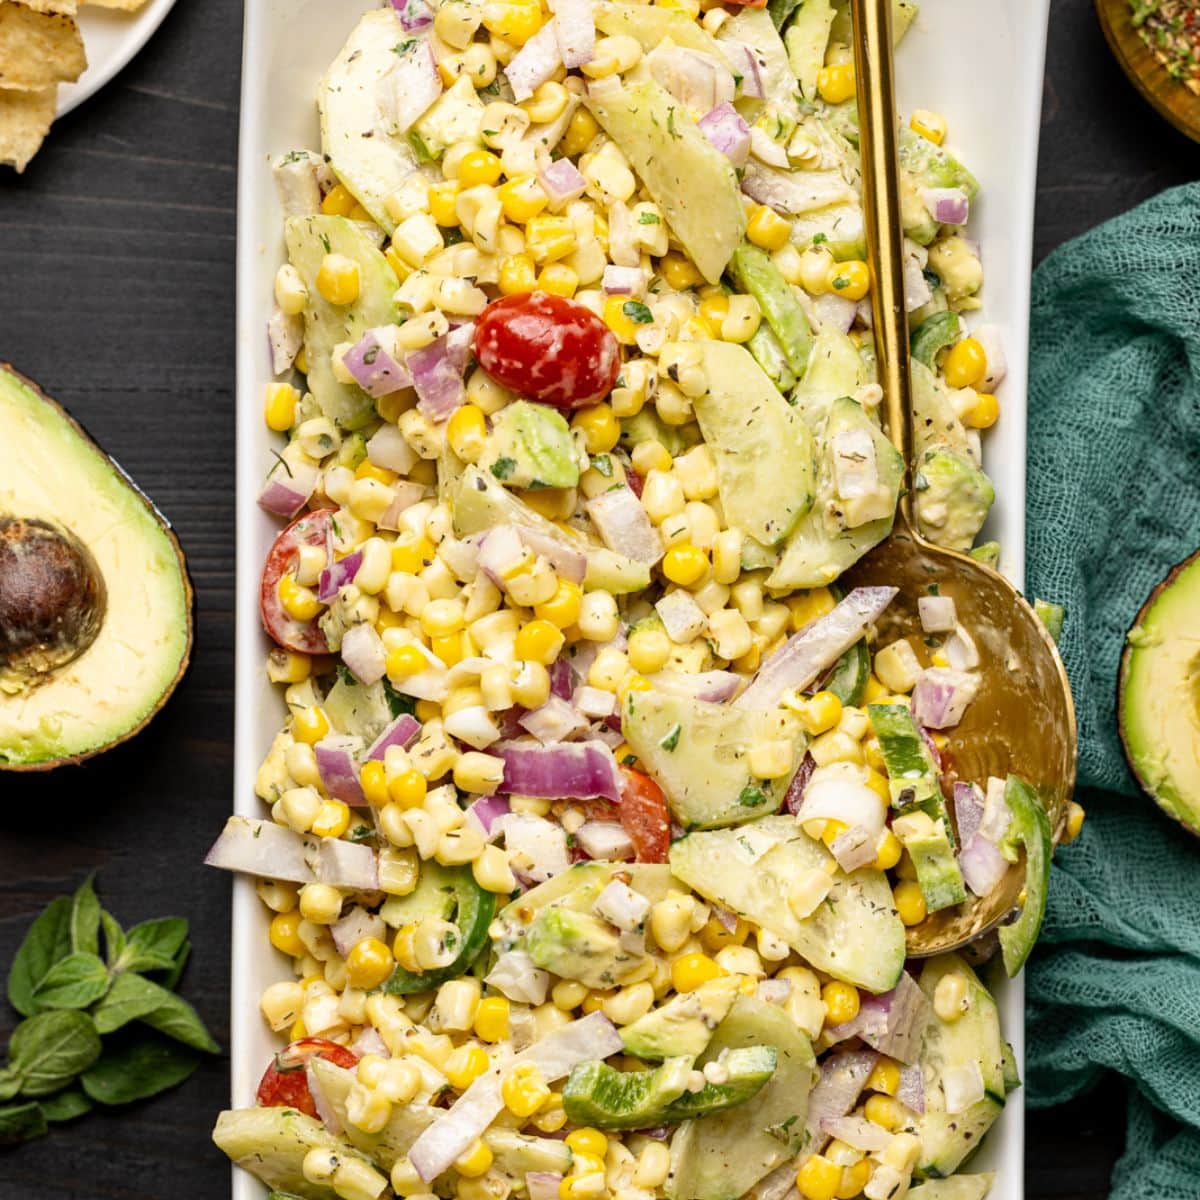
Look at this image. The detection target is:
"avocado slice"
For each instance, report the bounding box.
[620,976,742,1060]
[526,906,648,989]
[893,810,967,914]
[622,689,804,829]
[1119,548,1200,835]
[318,10,421,234]
[0,367,193,771]
[667,997,815,1200]
[768,398,903,590]
[481,401,581,491]
[913,955,1006,1180]
[914,448,995,555]
[669,817,906,992]
[584,79,746,284]
[212,1107,362,1199]
[689,342,815,546]
[285,215,399,430]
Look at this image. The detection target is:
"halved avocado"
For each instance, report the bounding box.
[1119,548,1200,832]
[0,366,193,770]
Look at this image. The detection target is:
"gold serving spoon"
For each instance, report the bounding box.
[842,0,1078,955]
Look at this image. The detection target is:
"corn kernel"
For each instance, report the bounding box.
[816,62,856,105]
[910,108,947,145]
[874,829,903,871]
[292,705,330,744]
[565,1128,609,1159]
[321,183,357,217]
[747,204,792,252]
[389,769,428,809]
[311,799,352,839]
[571,403,620,453]
[316,253,361,306]
[659,253,703,291]
[1064,800,1086,844]
[964,391,1000,429]
[501,1062,550,1117]
[264,382,300,432]
[786,689,842,735]
[933,971,970,1022]
[474,995,511,1042]
[821,980,860,1027]
[515,618,566,665]
[445,1044,490,1091]
[345,937,395,990]
[661,543,708,587]
[499,175,549,224]
[561,107,601,159]
[278,574,323,623]
[826,259,870,302]
[944,336,988,389]
[534,579,584,629]
[538,262,579,298]
[459,149,504,189]
[269,910,305,957]
[863,1093,910,1132]
[671,952,724,993]
[893,880,927,926]
[455,1139,495,1178]
[481,0,543,45]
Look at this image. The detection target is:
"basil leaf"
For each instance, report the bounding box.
[0,1068,20,1102]
[7,896,73,1017]
[9,1010,102,1097]
[38,1086,92,1123]
[117,917,189,974]
[80,1032,201,1106]
[69,874,101,957]
[93,974,219,1054]
[0,1101,47,1145]
[31,953,111,1011]
[100,910,126,968]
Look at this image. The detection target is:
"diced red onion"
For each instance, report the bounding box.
[942,1062,985,1114]
[724,40,764,98]
[392,0,433,31]
[314,838,379,890]
[980,777,1013,843]
[273,151,323,218]
[306,1060,343,1134]
[466,794,512,841]
[590,723,623,749]
[953,782,985,846]
[575,821,635,861]
[829,825,878,872]
[573,686,615,720]
[500,812,571,882]
[827,972,930,1065]
[411,331,469,420]
[547,657,573,701]
[586,488,663,565]
[711,904,739,934]
[736,588,898,711]
[697,102,752,168]
[797,764,887,840]
[648,43,733,113]
[316,735,368,805]
[478,525,526,589]
[331,906,387,958]
[366,713,423,762]
[607,200,638,269]
[804,1050,878,1154]
[389,41,443,133]
[367,423,419,475]
[740,160,853,215]
[783,753,816,814]
[204,816,318,884]
[408,1013,622,1181]
[539,158,587,209]
[820,1115,891,1153]
[897,1062,925,1114]
[959,832,1010,897]
[506,22,562,102]
[922,187,969,226]
[944,624,981,670]
[318,550,362,603]
[377,481,428,532]
[518,526,587,584]
[258,460,318,519]
[554,0,595,68]
[911,667,979,729]
[595,879,651,931]
[340,623,388,687]
[971,323,1007,389]
[602,265,648,296]
[756,978,791,1006]
[647,668,742,704]
[519,696,589,745]
[486,949,552,1004]
[445,706,503,750]
[918,595,957,633]
[497,739,622,802]
[350,1026,390,1059]
[343,327,413,398]
[811,292,857,334]
[527,1174,564,1200]
[654,591,707,644]
[268,307,304,374]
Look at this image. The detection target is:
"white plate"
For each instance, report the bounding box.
[57,0,178,118]
[232,3,1050,1196]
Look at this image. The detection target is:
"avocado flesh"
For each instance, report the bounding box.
[620,976,741,1060]
[0,367,192,770]
[481,400,580,491]
[1120,549,1200,833]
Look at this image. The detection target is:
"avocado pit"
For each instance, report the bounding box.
[0,515,107,691]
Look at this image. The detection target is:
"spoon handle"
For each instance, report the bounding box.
[850,0,914,524]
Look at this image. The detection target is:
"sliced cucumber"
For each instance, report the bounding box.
[823,639,870,706]
[669,817,905,992]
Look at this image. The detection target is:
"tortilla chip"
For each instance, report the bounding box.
[82,0,148,9]
[0,3,87,91]
[10,0,78,16]
[0,84,55,172]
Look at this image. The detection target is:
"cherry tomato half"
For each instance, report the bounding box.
[256,1037,359,1117]
[259,508,334,654]
[617,767,671,863]
[473,292,621,411]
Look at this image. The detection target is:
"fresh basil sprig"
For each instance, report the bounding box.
[0,874,219,1144]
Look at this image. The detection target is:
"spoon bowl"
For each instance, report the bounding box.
[847,0,1077,956]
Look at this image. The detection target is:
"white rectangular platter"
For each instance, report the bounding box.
[232,3,1050,1196]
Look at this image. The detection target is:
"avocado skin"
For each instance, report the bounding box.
[0,364,194,772]
[1119,547,1200,835]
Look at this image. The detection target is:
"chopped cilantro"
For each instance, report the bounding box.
[393,39,417,55]
[812,232,828,245]
[319,232,332,254]
[383,679,417,718]
[659,724,682,752]
[622,300,654,324]
[491,456,518,480]
[591,453,614,478]
[738,784,769,808]
[637,212,660,225]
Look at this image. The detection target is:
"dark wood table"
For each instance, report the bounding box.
[0,0,1193,1195]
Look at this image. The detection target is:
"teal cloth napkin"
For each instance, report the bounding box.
[1025,183,1200,1195]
